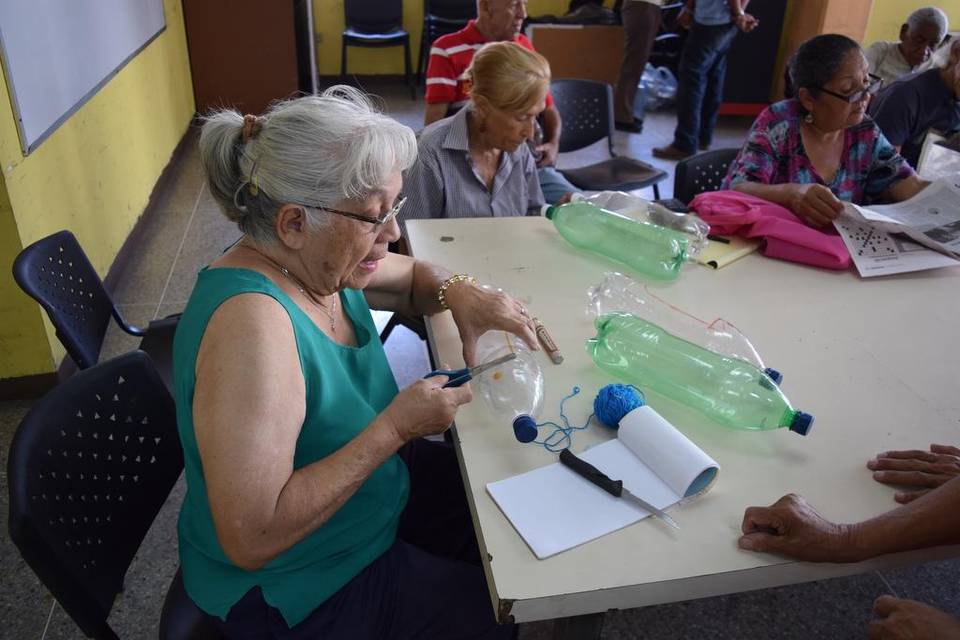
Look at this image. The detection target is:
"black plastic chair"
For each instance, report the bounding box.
[7,351,222,640]
[551,79,669,199]
[342,0,415,99]
[380,241,435,368]
[673,147,740,204]
[417,0,476,82]
[12,230,177,390]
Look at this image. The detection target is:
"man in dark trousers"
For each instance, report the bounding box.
[653,0,758,160]
[613,0,664,133]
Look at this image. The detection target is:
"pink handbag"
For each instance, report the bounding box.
[690,191,851,270]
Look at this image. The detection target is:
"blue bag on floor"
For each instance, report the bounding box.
[635,64,678,119]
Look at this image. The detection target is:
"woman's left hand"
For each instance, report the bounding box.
[443,282,539,366]
[867,444,960,503]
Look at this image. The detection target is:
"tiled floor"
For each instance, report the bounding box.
[2,79,959,639]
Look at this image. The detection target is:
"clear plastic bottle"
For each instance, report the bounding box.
[545,201,693,281]
[587,313,813,435]
[474,330,545,442]
[569,191,709,256]
[587,272,783,384]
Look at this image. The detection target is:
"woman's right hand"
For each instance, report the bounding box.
[381,375,472,442]
[787,183,844,227]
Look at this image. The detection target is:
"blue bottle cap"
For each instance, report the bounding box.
[789,411,814,436]
[763,367,784,386]
[513,415,538,443]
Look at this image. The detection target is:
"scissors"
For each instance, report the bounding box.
[424,353,517,388]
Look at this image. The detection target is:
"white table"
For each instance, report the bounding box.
[406,217,960,625]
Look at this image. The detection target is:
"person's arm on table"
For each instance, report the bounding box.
[881,174,930,203]
[739,475,960,563]
[868,444,960,503]
[740,467,960,640]
[364,254,539,366]
[732,181,844,226]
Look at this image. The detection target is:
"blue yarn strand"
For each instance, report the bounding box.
[534,386,595,452]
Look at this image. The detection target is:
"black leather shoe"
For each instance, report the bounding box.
[615,119,644,134]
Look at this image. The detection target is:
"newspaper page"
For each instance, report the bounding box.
[918,135,960,187]
[834,180,960,277]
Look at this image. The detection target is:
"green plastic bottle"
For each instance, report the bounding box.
[587,313,813,435]
[545,201,690,281]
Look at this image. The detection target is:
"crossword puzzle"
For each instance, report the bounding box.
[836,221,897,256]
[836,221,923,256]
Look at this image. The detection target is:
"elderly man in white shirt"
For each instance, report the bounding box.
[865,6,948,87]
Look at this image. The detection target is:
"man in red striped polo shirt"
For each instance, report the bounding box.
[424,0,576,203]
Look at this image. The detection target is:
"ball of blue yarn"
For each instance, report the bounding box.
[594,384,645,429]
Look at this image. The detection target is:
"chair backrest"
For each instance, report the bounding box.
[345,0,403,33]
[12,230,117,369]
[673,148,740,204]
[7,351,184,640]
[550,79,616,155]
[425,0,476,21]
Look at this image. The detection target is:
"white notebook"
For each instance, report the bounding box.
[486,406,720,559]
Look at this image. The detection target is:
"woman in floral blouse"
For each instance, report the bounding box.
[722,34,929,227]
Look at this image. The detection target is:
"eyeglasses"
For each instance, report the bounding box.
[304,194,407,230]
[816,75,883,104]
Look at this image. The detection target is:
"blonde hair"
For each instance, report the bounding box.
[465,41,551,113]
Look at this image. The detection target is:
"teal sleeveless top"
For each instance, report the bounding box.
[172,267,408,627]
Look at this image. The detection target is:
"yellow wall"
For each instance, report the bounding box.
[0,0,195,379]
[0,174,54,375]
[316,0,584,75]
[864,0,959,44]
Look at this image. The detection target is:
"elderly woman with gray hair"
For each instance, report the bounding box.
[174,86,533,639]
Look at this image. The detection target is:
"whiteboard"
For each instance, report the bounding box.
[0,0,166,153]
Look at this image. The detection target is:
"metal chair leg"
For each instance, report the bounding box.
[417,22,429,84]
[404,38,414,100]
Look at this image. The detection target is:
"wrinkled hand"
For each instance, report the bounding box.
[867,444,960,504]
[677,9,692,29]
[444,283,539,367]
[787,183,844,227]
[381,374,472,442]
[734,13,759,33]
[536,140,559,168]
[868,595,960,639]
[739,494,854,562]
